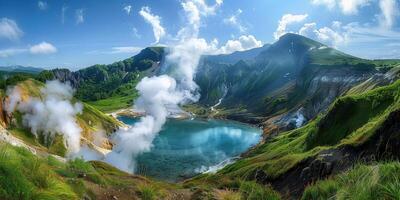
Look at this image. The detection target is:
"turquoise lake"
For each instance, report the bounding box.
[117,116,262,182]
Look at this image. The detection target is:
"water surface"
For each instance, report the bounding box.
[118,116,262,182]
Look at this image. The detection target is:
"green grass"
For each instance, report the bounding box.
[239,181,281,200]
[0,142,77,200]
[88,93,137,113]
[137,184,161,200]
[302,162,400,200]
[192,79,400,190]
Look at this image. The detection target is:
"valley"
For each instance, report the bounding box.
[0,33,400,200]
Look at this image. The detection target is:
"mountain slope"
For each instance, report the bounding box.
[189,76,400,199]
[195,34,397,131]
[40,47,165,112]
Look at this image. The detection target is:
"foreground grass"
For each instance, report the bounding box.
[0,141,180,200]
[0,142,77,200]
[302,162,400,200]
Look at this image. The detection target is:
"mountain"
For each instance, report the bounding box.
[0,65,43,74]
[204,44,271,64]
[40,47,165,112]
[192,73,400,199]
[195,33,397,131]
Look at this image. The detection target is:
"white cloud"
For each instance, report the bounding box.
[110,46,142,54]
[218,35,262,54]
[0,18,23,41]
[123,5,132,15]
[38,1,48,10]
[0,48,27,58]
[299,22,348,47]
[29,42,57,54]
[274,14,308,40]
[139,6,166,44]
[223,9,246,33]
[310,0,336,9]
[132,27,141,38]
[179,0,223,36]
[379,0,399,28]
[339,0,370,15]
[61,5,68,24]
[75,9,84,24]
[310,0,371,15]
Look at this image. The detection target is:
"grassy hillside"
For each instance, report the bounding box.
[302,162,400,199]
[0,141,185,200]
[3,79,121,156]
[188,78,400,198]
[37,47,164,113]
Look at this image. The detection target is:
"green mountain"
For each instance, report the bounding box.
[195,33,397,129]
[39,47,164,112]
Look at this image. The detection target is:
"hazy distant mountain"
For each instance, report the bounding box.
[0,65,44,74]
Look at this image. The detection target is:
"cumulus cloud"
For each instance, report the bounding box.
[179,0,223,37]
[29,42,57,54]
[139,6,166,44]
[75,9,84,24]
[299,21,348,47]
[5,80,83,155]
[218,35,262,54]
[379,0,399,28]
[223,9,246,33]
[0,18,23,41]
[38,1,48,10]
[339,0,370,15]
[310,0,371,15]
[274,14,308,40]
[124,5,132,15]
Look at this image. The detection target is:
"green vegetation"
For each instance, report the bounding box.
[239,181,280,200]
[194,78,400,191]
[34,47,164,112]
[0,142,77,200]
[0,141,181,199]
[302,162,400,200]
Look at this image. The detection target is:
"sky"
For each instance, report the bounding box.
[0,0,399,70]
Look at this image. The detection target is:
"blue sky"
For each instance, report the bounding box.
[0,0,399,69]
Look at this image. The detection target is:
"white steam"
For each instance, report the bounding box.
[105,0,222,173]
[5,80,83,155]
[105,76,183,171]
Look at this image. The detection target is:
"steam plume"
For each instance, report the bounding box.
[105,0,222,172]
[5,80,83,155]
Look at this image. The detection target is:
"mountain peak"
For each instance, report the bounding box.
[276,33,323,48]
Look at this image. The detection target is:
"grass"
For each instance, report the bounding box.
[239,181,281,200]
[190,79,400,194]
[0,141,182,199]
[137,183,161,200]
[302,162,400,200]
[0,142,77,200]
[88,93,137,113]
[214,189,241,200]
